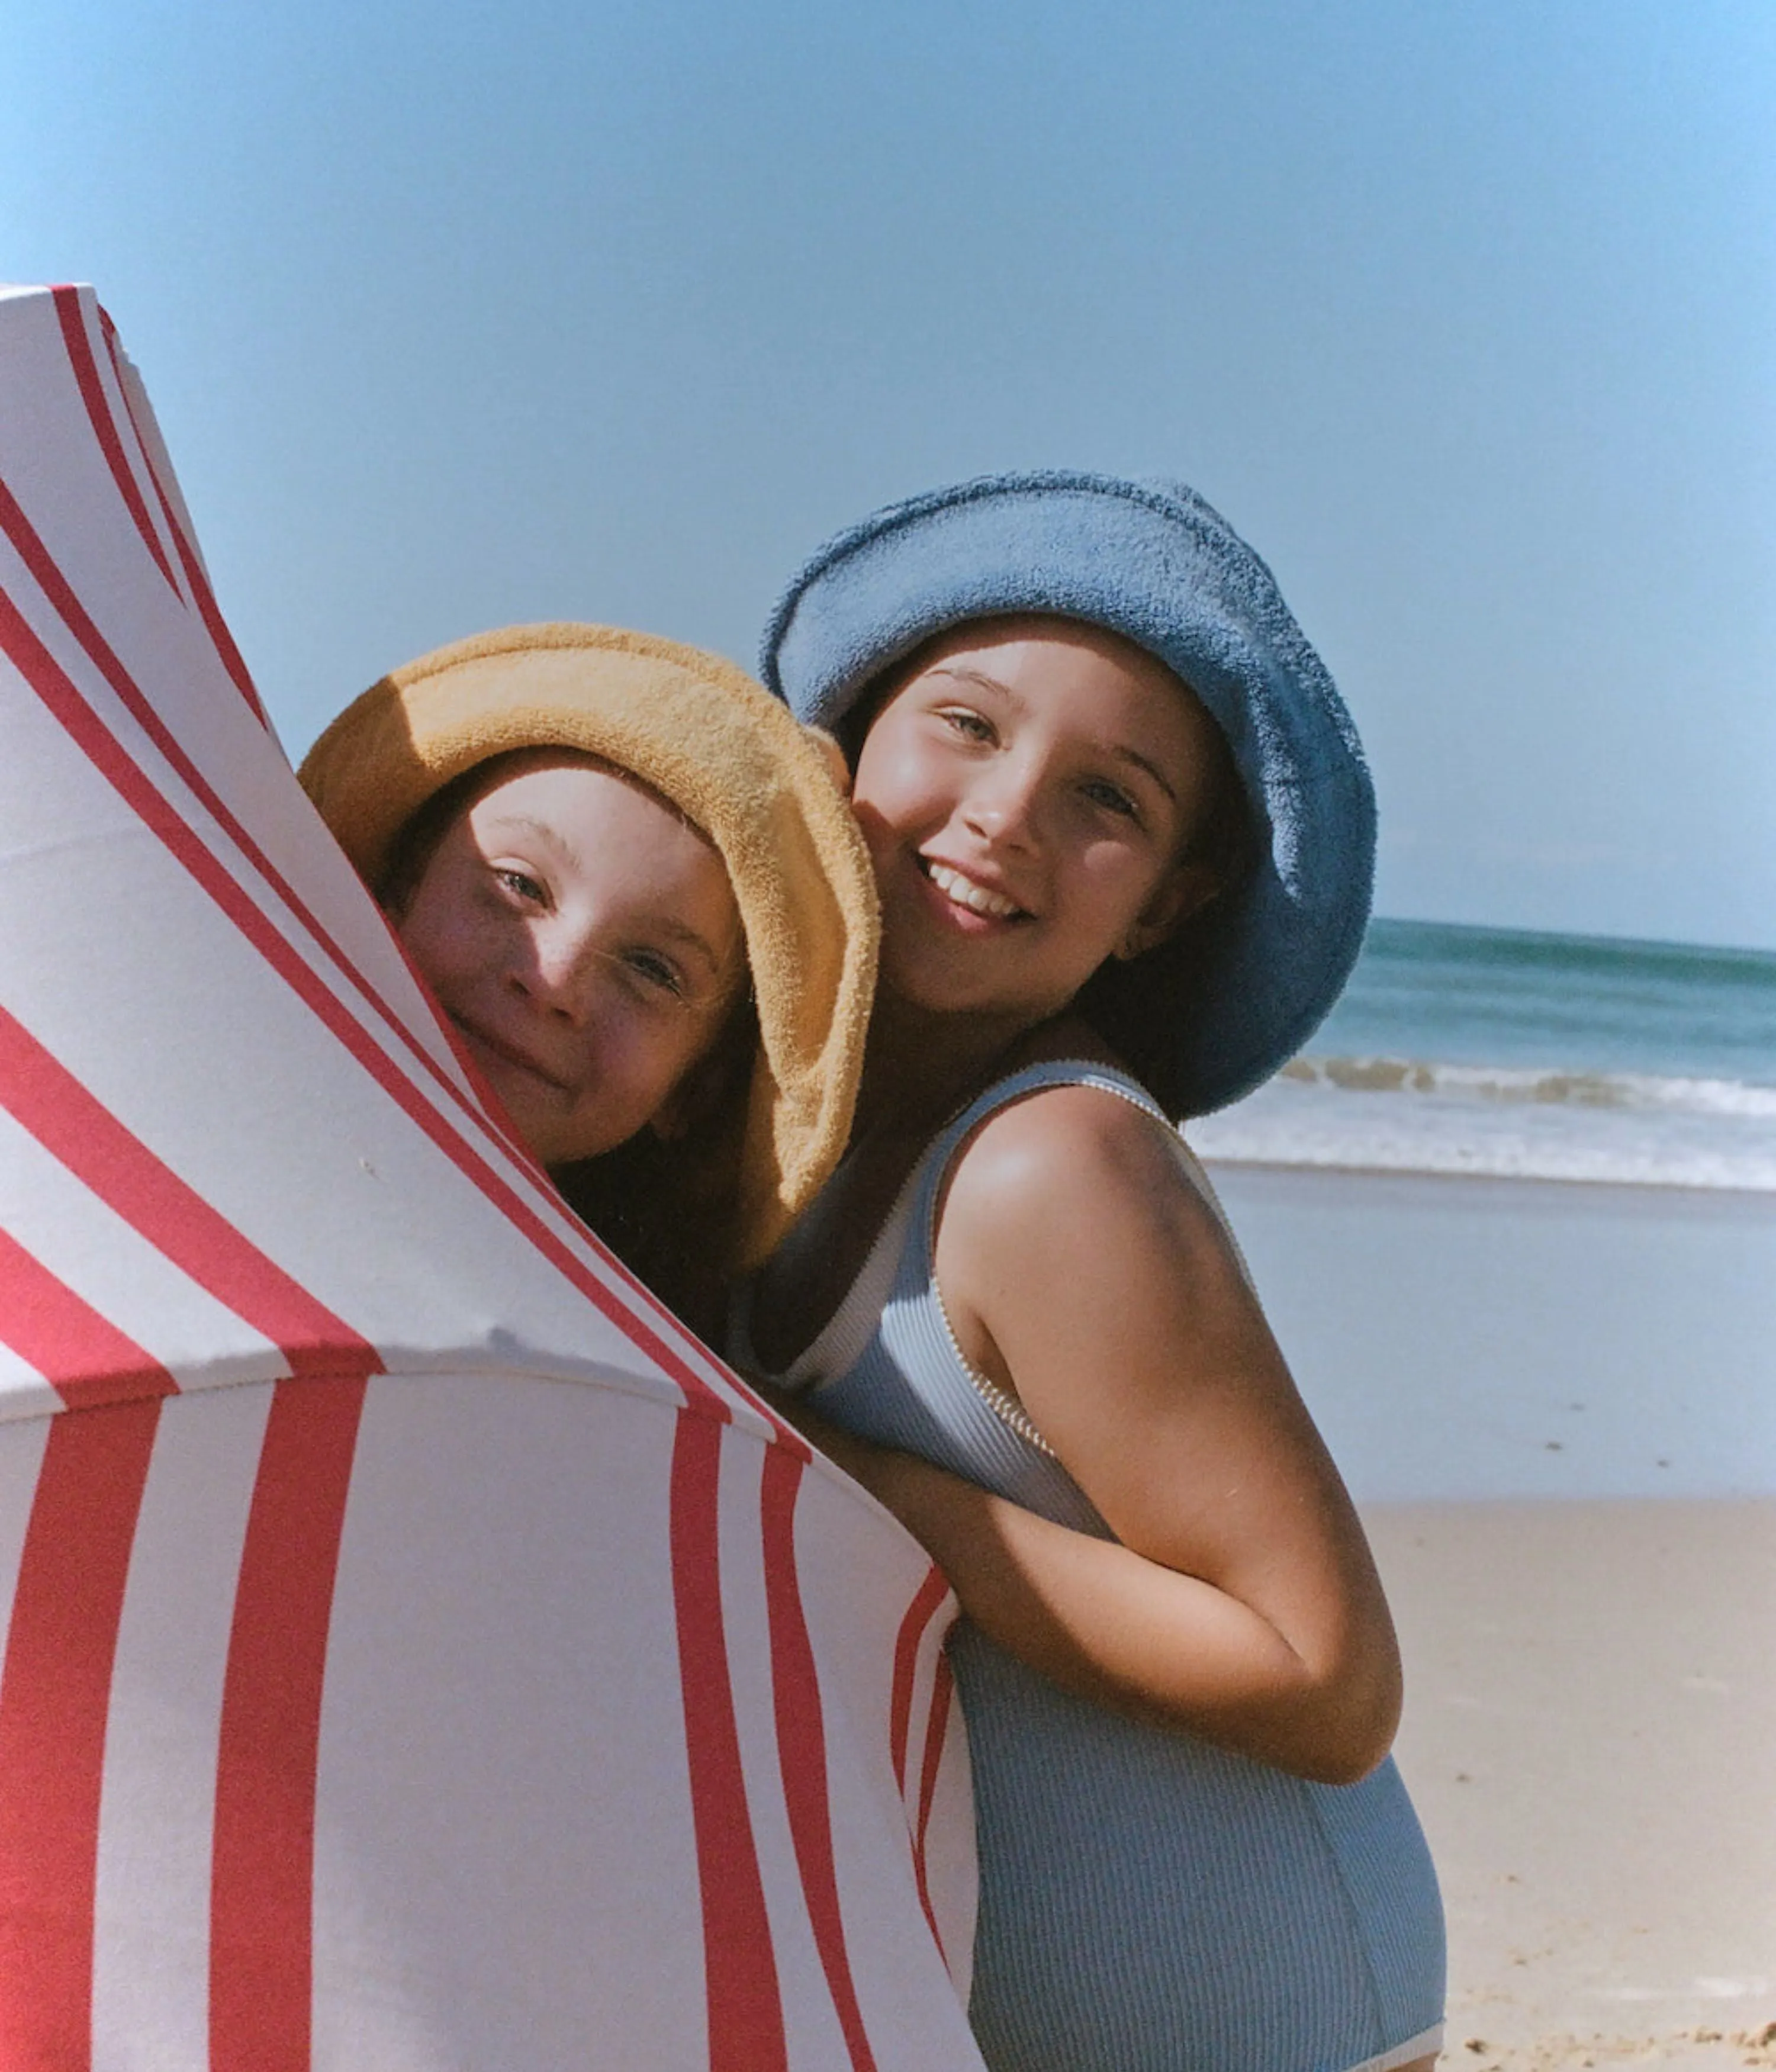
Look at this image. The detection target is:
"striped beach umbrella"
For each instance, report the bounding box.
[0,281,979,2071]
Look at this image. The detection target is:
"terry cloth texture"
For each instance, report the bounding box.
[760,471,1376,1118]
[299,622,879,1266]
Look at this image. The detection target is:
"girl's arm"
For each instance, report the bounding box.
[829,1085,1402,1785]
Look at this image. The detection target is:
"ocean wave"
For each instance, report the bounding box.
[1189,1060,1776,1191]
[1278,1054,1776,1119]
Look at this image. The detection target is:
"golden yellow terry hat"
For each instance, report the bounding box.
[298,622,878,1267]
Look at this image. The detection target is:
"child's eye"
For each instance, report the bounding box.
[1082,778,1140,821]
[937,706,995,744]
[494,866,549,903]
[623,948,687,999]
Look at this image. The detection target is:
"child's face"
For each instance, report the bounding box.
[392,752,745,1166]
[850,617,1226,1028]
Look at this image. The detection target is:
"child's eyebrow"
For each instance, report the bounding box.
[652,916,732,983]
[491,814,586,873]
[1108,745,1179,805]
[926,664,1025,708]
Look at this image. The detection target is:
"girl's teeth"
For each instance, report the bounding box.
[926,861,1019,918]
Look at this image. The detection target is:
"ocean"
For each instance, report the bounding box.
[1189,919,1776,1192]
[1183,919,1776,1498]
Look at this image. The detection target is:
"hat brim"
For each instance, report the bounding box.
[300,623,878,1263]
[761,472,1375,1117]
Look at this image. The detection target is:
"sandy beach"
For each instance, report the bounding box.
[1194,1162,1775,2070]
[1204,1165,1776,1503]
[1366,1500,1775,2072]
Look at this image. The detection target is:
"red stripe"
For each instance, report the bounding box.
[7,314,749,1410]
[0,1032,378,2062]
[50,287,179,595]
[94,308,272,727]
[0,1228,181,1411]
[0,462,511,1163]
[910,1653,956,1959]
[669,1416,787,2071]
[0,1398,164,2067]
[887,1565,951,1798]
[0,549,755,1430]
[4,395,797,2060]
[210,1373,369,2072]
[760,1446,878,2071]
[0,1243,179,2054]
[0,1006,376,1381]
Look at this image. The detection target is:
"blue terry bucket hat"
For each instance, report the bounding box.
[760,470,1376,1119]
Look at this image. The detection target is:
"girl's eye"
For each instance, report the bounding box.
[494,866,549,903]
[937,706,995,744]
[1082,778,1141,821]
[624,948,687,999]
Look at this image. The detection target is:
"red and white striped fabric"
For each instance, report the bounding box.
[0,282,979,2071]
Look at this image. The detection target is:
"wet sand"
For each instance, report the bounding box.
[1363,1500,1776,2071]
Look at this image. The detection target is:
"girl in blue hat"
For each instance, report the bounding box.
[733,475,1445,2072]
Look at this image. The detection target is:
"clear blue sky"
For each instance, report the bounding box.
[7,0,1772,947]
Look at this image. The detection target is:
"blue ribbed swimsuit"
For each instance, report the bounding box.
[735,1061,1445,2072]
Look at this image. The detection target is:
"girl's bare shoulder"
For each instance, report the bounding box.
[941,1079,1230,1279]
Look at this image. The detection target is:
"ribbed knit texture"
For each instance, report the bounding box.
[735,1062,1445,2072]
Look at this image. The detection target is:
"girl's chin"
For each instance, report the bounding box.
[878,959,1053,1029]
[475,1073,597,1167]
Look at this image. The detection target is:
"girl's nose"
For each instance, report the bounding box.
[510,920,599,1024]
[962,753,1043,850]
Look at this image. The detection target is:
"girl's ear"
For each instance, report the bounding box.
[1112,860,1221,963]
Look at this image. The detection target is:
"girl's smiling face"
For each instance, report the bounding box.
[850,617,1229,1031]
[391,751,745,1166]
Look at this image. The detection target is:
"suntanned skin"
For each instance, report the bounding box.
[753,618,1409,1797]
[392,751,745,1165]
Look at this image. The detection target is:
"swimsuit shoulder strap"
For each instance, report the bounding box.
[920,1060,1260,1299]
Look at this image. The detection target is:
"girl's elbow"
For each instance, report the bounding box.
[1301,1662,1402,1785]
[1303,1729,1393,1788]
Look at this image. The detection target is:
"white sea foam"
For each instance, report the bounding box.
[1278,1054,1776,1118]
[1188,1056,1776,1191]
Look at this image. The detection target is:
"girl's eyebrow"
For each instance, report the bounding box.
[491,813,585,874]
[652,915,731,982]
[926,664,1024,709]
[1109,745,1179,805]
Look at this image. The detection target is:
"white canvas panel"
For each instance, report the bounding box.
[0,279,985,2071]
[0,1108,287,1410]
[911,1640,977,2004]
[313,1372,710,2068]
[788,1462,984,2052]
[0,1339,62,1424]
[91,1384,274,2072]
[0,1415,51,1659]
[712,1421,855,2070]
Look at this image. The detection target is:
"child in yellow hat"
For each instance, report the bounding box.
[300,622,877,1328]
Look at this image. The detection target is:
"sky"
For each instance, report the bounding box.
[5,0,1773,950]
